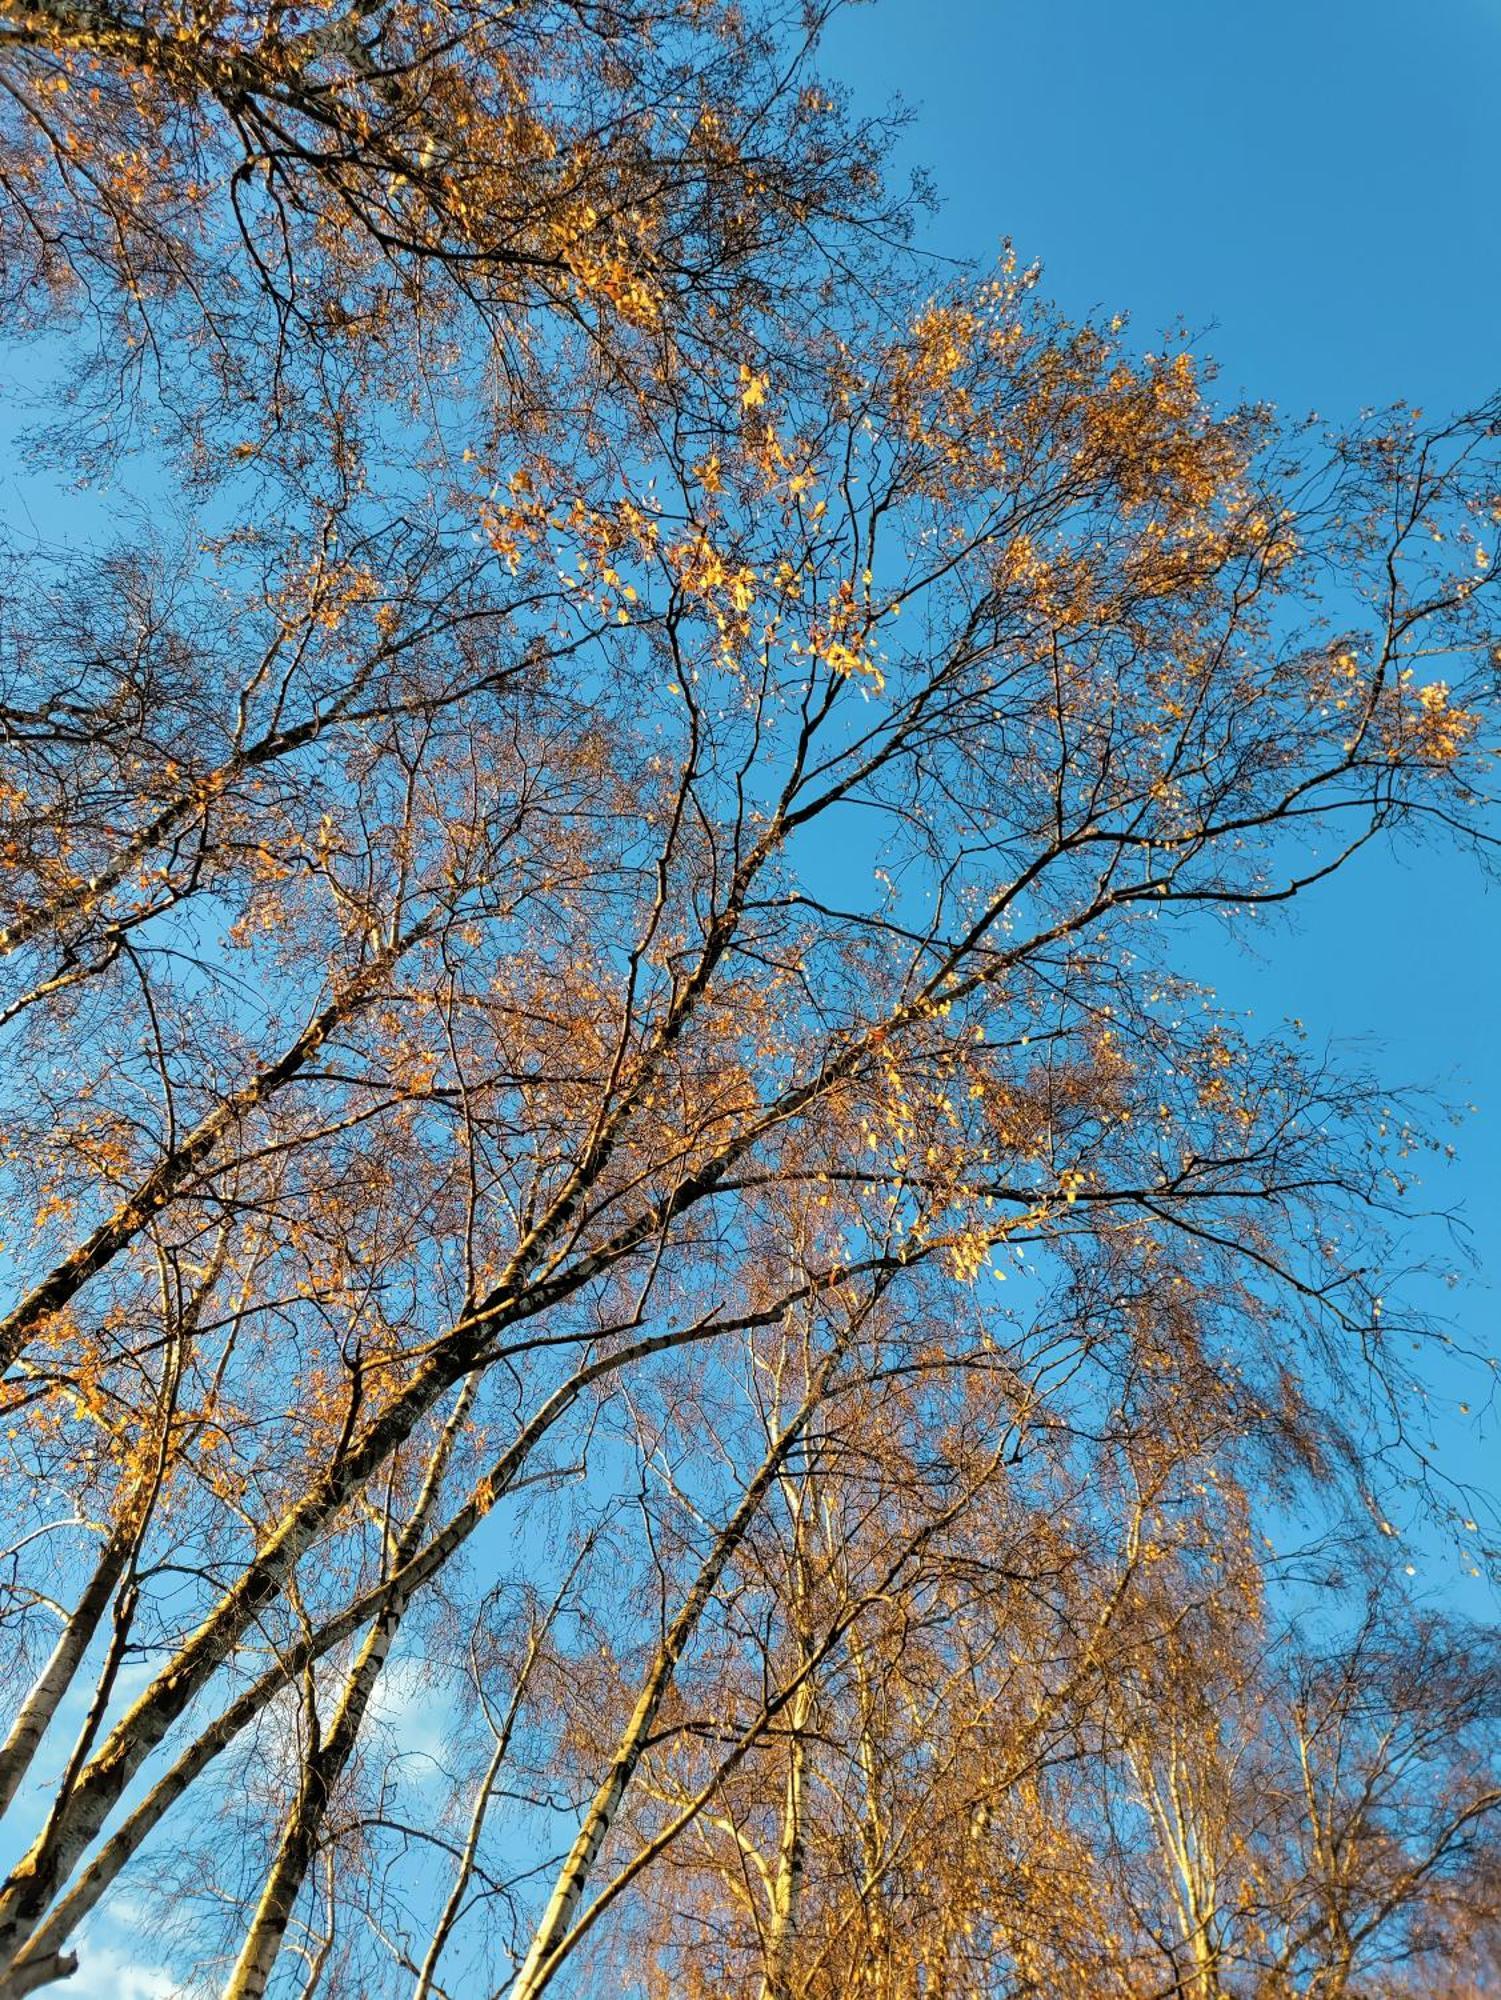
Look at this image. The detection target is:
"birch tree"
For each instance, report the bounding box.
[0,3,1499,1994]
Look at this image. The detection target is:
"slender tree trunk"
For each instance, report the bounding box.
[0,1234,220,1826]
[220,1379,476,2000]
[220,1614,390,2000]
[1,1318,731,1989]
[0,1526,132,1821]
[847,1626,889,1994]
[761,1675,812,2000]
[507,1360,843,2000]
[410,1547,587,2000]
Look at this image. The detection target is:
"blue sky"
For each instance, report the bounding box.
[829,0,1495,418]
[826,0,1501,1583]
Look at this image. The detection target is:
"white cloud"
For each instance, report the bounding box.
[64,1936,178,2000]
[368,1655,454,1783]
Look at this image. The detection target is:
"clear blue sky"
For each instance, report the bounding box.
[829,0,1495,417]
[827,0,1501,1581]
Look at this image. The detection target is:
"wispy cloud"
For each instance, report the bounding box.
[66,1934,178,2000]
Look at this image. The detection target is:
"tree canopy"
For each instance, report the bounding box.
[0,4,1498,1997]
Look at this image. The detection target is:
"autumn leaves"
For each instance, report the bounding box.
[0,1,1499,1996]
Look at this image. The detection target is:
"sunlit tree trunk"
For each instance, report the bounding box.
[220,1380,477,1999]
[508,1357,845,2000]
[761,1673,813,2000]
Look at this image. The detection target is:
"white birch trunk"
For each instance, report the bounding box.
[219,1379,476,2000]
[507,1363,840,2000]
[1,1318,731,1990]
[0,1526,132,1822]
